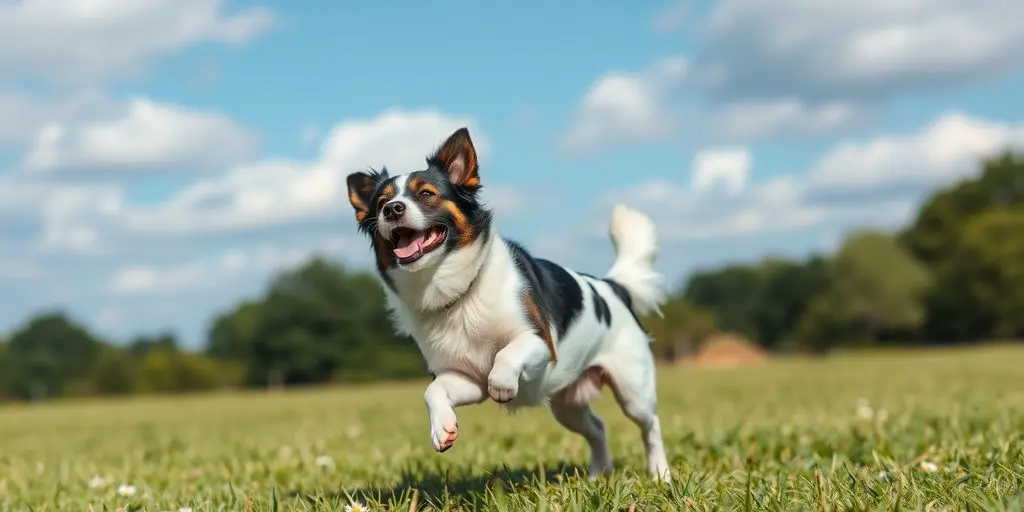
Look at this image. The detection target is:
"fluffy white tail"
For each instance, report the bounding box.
[604,204,667,318]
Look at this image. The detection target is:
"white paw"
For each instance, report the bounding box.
[429,409,459,453]
[487,364,520,403]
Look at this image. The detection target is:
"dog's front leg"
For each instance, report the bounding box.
[488,332,553,403]
[423,370,486,453]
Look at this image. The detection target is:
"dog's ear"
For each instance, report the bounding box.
[346,171,380,223]
[430,127,480,188]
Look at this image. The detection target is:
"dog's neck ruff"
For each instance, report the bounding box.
[421,233,492,313]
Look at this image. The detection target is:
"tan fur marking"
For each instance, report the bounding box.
[442,200,475,248]
[377,183,396,205]
[372,234,392,270]
[522,292,558,363]
[349,189,368,221]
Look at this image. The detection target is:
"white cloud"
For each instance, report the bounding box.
[22,98,259,177]
[709,99,869,142]
[0,88,116,148]
[107,108,494,238]
[109,235,360,295]
[692,0,1024,100]
[808,112,1024,192]
[593,111,1022,245]
[20,108,521,256]
[0,0,275,86]
[690,148,750,196]
[559,57,686,155]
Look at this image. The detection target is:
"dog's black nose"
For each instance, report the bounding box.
[382,201,405,220]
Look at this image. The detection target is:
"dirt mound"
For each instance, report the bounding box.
[687,333,769,368]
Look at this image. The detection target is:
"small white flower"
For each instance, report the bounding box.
[346,424,363,439]
[88,475,111,489]
[315,454,335,469]
[116,484,137,497]
[920,460,939,473]
[345,501,369,512]
[179,507,193,512]
[855,398,874,420]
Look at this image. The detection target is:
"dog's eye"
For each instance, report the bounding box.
[419,190,435,197]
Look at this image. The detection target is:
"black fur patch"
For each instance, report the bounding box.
[588,282,612,326]
[603,277,642,325]
[505,240,584,341]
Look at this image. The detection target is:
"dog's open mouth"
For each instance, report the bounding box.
[390,226,448,264]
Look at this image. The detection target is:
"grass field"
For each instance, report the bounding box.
[1,345,1023,511]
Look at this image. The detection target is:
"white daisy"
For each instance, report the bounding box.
[345,501,369,512]
[116,483,137,497]
[87,475,111,489]
[315,454,335,469]
[920,460,939,473]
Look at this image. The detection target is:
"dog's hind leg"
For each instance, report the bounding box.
[550,378,613,479]
[600,328,672,482]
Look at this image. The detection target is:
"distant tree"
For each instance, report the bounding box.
[240,257,423,387]
[136,348,230,393]
[206,300,262,362]
[683,265,763,341]
[750,256,831,350]
[4,311,102,401]
[944,209,1024,339]
[643,297,717,361]
[802,230,931,346]
[682,256,829,349]
[0,340,9,400]
[89,346,138,395]
[128,330,179,358]
[901,151,1024,341]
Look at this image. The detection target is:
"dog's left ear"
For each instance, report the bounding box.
[430,127,480,188]
[346,171,380,223]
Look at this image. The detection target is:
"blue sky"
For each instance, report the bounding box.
[2,0,1023,348]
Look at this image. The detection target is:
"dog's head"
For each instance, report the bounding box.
[346,127,491,273]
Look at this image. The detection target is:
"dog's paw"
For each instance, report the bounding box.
[429,409,459,453]
[487,364,520,403]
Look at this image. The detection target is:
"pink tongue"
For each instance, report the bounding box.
[394,230,428,259]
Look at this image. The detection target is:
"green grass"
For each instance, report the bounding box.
[2,345,1023,511]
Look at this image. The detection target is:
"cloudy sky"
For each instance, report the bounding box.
[2,0,1024,347]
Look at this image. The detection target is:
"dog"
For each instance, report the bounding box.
[345,127,672,482]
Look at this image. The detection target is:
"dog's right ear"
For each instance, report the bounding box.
[346,171,379,223]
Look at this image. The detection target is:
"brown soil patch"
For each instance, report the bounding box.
[685,333,769,368]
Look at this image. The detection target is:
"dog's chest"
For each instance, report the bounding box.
[404,298,520,381]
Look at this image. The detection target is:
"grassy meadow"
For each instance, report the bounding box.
[1,345,1023,511]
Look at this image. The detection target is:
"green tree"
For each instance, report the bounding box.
[750,257,831,350]
[683,265,763,341]
[205,300,262,362]
[901,151,1024,341]
[806,230,931,345]
[643,297,717,361]
[682,256,829,349]
[0,340,9,400]
[4,311,102,401]
[945,209,1024,339]
[136,348,231,393]
[89,346,138,395]
[128,331,179,358]
[239,257,423,387]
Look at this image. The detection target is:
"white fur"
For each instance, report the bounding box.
[376,194,672,482]
[606,204,667,317]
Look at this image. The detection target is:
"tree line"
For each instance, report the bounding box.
[1,152,1021,402]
